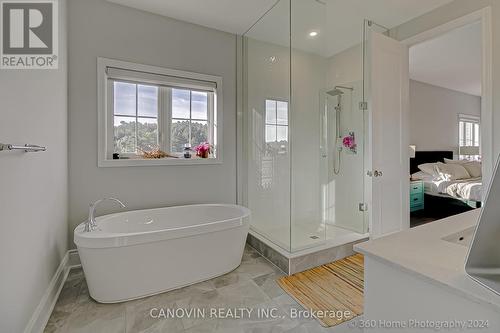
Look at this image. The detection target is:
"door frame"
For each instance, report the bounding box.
[401,7,493,190]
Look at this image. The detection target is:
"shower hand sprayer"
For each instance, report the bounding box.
[326,85,354,175]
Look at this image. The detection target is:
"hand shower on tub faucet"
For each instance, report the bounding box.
[85,197,126,232]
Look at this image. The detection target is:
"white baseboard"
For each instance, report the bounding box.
[67,249,81,268]
[23,249,81,333]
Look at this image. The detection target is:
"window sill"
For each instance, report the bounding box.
[98,156,222,167]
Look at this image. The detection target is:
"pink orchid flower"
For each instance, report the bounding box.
[343,136,354,149]
[194,142,212,157]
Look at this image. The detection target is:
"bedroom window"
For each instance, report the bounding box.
[459,114,480,161]
[98,58,223,167]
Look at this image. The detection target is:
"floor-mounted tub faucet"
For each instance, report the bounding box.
[85,198,126,232]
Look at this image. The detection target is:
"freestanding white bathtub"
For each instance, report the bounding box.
[74,204,250,303]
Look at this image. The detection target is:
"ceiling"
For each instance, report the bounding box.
[108,0,454,58]
[410,22,482,96]
[246,0,455,58]
[106,0,277,35]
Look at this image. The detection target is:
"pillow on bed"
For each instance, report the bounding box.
[444,158,467,164]
[444,158,482,178]
[462,161,482,178]
[411,171,437,180]
[436,162,471,180]
[417,163,440,176]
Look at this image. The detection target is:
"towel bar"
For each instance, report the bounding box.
[0,143,46,152]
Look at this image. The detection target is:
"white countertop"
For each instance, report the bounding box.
[355,209,500,311]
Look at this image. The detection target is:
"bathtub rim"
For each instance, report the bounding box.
[74,204,251,249]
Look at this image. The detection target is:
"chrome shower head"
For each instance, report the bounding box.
[326,85,353,97]
[326,88,344,97]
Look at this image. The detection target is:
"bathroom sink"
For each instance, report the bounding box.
[442,226,475,247]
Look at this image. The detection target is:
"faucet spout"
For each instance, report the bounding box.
[85,197,126,232]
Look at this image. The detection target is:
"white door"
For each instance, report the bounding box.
[367,31,410,238]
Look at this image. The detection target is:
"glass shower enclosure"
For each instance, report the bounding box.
[241,0,368,253]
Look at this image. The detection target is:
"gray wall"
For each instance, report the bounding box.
[0,1,68,332]
[68,0,237,243]
[410,80,481,154]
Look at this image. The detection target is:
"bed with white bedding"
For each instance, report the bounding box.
[410,151,483,207]
[422,177,482,202]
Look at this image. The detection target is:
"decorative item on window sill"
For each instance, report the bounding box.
[139,146,178,159]
[183,144,192,159]
[342,132,357,154]
[194,142,212,158]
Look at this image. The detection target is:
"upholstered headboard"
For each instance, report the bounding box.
[410,151,454,174]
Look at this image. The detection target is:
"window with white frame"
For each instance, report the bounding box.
[98,58,222,166]
[170,89,214,154]
[265,99,288,143]
[261,99,288,188]
[458,114,481,161]
[113,82,159,154]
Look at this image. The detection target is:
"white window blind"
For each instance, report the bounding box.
[106,67,217,92]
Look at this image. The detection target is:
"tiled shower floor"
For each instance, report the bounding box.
[44,246,362,333]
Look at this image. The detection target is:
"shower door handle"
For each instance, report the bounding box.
[367,170,383,177]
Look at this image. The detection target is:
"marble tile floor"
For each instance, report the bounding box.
[44,245,363,333]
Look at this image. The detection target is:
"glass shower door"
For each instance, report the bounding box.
[243,0,369,253]
[289,0,367,252]
[243,0,292,252]
[289,0,327,251]
[321,81,367,237]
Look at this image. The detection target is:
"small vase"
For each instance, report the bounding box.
[198,151,209,158]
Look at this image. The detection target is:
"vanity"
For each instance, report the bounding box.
[355,210,500,332]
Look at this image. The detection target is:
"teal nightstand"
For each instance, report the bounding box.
[410,180,424,212]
